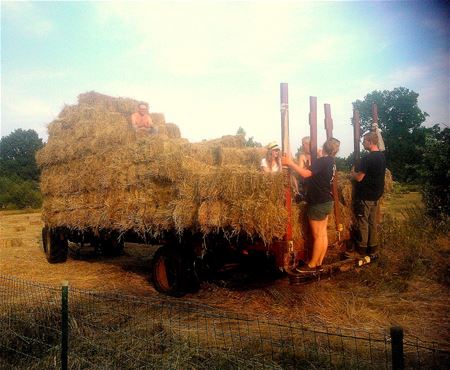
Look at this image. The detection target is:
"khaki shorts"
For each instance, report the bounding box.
[307,201,334,221]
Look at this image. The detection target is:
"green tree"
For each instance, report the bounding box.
[335,156,352,172]
[0,129,44,181]
[415,125,450,220]
[352,87,428,182]
[236,126,262,147]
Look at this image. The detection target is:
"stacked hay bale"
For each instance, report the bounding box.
[37,92,353,253]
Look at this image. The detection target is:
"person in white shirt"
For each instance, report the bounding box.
[261,142,281,174]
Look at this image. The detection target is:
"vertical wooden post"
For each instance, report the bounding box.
[280,83,292,246]
[61,280,69,370]
[324,104,342,234]
[309,97,318,165]
[390,326,404,370]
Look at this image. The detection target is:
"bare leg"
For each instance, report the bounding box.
[318,216,329,265]
[308,217,328,267]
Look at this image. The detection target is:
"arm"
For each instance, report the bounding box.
[131,113,138,128]
[298,154,306,169]
[261,158,271,173]
[282,155,312,178]
[147,114,155,128]
[351,165,366,182]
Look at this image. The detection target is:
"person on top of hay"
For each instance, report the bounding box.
[350,131,386,256]
[261,142,281,173]
[283,137,341,273]
[131,103,157,134]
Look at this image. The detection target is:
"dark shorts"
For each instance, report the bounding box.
[307,201,334,221]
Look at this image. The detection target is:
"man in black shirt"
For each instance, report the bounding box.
[351,132,386,255]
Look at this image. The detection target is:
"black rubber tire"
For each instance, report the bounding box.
[42,227,68,263]
[100,234,124,257]
[150,246,199,297]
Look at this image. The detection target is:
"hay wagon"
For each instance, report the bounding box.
[38,89,364,297]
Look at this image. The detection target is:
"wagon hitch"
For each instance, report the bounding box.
[288,253,379,284]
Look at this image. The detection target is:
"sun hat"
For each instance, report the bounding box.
[267,141,280,150]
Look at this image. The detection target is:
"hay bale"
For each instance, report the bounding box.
[196,134,246,148]
[219,147,266,167]
[385,168,394,194]
[150,113,166,125]
[38,91,355,250]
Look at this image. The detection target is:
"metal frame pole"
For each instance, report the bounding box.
[353,109,361,168]
[280,83,293,245]
[309,97,318,165]
[324,104,342,234]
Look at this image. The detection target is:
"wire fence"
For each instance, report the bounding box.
[1,274,449,370]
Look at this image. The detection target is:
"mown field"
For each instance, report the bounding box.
[0,192,449,345]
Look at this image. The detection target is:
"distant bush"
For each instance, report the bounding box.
[0,176,42,209]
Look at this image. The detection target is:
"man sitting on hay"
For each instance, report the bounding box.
[131,102,158,135]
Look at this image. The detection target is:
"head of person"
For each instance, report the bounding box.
[137,103,149,116]
[322,138,340,157]
[266,142,281,160]
[362,132,378,150]
[301,136,311,154]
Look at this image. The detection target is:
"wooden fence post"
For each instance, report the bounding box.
[390,326,404,370]
[61,281,69,370]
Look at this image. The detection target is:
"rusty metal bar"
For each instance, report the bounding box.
[324,104,342,234]
[372,103,378,125]
[352,109,361,168]
[280,83,290,156]
[280,83,292,247]
[324,103,333,140]
[309,97,318,165]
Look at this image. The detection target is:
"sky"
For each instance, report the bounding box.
[1,0,449,156]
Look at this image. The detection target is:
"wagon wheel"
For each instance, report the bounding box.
[100,233,124,257]
[151,246,199,297]
[42,226,68,263]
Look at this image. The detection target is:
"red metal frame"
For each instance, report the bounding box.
[309,97,318,165]
[324,104,342,233]
[280,83,293,268]
[353,109,361,167]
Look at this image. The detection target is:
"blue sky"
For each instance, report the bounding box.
[1,0,448,156]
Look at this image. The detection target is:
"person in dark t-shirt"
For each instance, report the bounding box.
[283,138,340,273]
[351,131,386,256]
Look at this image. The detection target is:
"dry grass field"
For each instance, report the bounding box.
[1,193,449,346]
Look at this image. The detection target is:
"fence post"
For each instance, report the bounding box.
[61,281,69,370]
[390,326,404,370]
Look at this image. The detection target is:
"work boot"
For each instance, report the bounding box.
[357,246,369,256]
[344,246,367,259]
[368,245,378,255]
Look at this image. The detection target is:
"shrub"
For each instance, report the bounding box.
[416,126,450,221]
[0,176,42,209]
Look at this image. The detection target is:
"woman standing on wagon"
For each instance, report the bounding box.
[282,137,340,272]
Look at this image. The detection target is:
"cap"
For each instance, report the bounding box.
[267,141,280,150]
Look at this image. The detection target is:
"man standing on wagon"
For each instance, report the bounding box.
[351,131,386,256]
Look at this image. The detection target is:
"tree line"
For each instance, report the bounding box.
[0,129,43,209]
[1,87,448,220]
